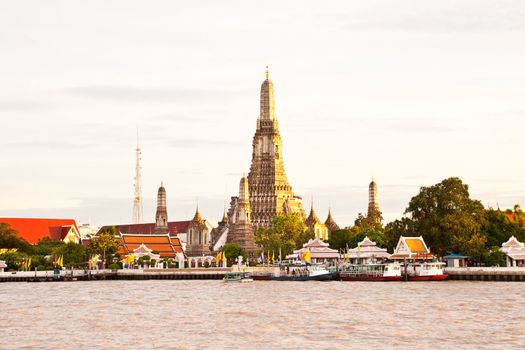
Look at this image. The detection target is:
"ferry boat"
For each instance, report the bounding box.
[271,264,333,281]
[223,271,254,283]
[406,262,448,281]
[338,263,402,282]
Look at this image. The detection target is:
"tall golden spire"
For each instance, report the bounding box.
[260,66,275,121]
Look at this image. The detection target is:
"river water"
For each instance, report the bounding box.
[1,280,524,349]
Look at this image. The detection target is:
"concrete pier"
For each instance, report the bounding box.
[0,268,231,282]
[445,267,525,281]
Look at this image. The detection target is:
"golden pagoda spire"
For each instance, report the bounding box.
[265,65,269,80]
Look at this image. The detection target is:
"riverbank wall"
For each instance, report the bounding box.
[0,268,232,282]
[445,267,525,281]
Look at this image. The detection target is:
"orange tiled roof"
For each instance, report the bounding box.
[405,239,426,253]
[120,234,184,258]
[0,217,79,244]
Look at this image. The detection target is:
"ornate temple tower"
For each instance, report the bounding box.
[367,178,381,224]
[368,178,379,215]
[247,68,305,229]
[227,175,257,255]
[186,206,211,256]
[154,183,169,234]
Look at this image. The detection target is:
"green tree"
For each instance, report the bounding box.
[52,242,89,268]
[255,214,308,258]
[354,210,383,231]
[33,237,65,256]
[485,246,506,267]
[405,177,486,256]
[0,223,32,253]
[221,243,246,265]
[482,208,524,248]
[328,228,358,251]
[90,227,119,268]
[0,250,28,271]
[384,218,414,251]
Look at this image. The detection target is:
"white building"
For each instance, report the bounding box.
[348,236,390,264]
[500,236,525,267]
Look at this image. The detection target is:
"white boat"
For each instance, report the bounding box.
[406,262,448,281]
[223,271,254,283]
[339,263,402,281]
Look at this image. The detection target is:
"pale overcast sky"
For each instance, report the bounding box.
[0,0,524,227]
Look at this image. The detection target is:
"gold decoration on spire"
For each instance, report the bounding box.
[265,65,269,80]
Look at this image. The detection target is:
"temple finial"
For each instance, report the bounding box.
[265,65,269,80]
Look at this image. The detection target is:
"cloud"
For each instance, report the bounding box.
[0,100,53,112]
[5,140,93,150]
[166,138,241,149]
[322,1,525,33]
[68,85,249,102]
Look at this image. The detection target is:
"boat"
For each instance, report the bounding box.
[223,271,253,283]
[249,271,273,280]
[271,264,333,281]
[406,262,448,281]
[338,263,402,282]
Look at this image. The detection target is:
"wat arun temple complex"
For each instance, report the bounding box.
[212,68,308,255]
[110,68,380,260]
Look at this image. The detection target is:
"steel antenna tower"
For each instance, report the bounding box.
[132,129,144,224]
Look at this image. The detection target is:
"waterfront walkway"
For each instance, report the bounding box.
[0,268,231,282]
[445,267,525,281]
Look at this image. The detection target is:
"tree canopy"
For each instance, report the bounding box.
[89,227,119,268]
[255,214,310,257]
[221,243,246,265]
[404,177,486,256]
[0,223,32,253]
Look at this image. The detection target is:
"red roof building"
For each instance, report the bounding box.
[100,221,191,237]
[0,218,81,244]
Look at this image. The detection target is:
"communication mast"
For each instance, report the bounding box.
[132,130,144,224]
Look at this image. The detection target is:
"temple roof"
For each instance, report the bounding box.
[101,221,190,237]
[305,204,320,227]
[324,208,340,231]
[192,206,205,224]
[0,218,80,244]
[390,236,433,260]
[119,233,184,258]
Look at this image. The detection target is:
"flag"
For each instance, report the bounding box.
[272,251,275,264]
[357,242,361,253]
[222,252,227,267]
[216,251,222,262]
[259,250,264,264]
[303,248,311,263]
[57,255,63,267]
[27,257,32,270]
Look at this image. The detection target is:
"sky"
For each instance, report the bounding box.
[0,0,524,228]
